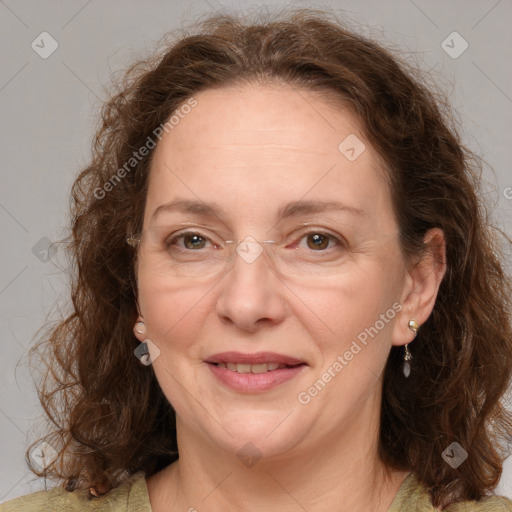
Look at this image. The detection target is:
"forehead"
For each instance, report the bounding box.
[157,82,364,159]
[144,82,392,228]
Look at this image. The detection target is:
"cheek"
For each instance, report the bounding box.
[137,272,214,346]
[298,263,400,335]
[137,276,215,409]
[292,262,403,385]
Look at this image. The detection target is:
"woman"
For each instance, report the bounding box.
[2,8,511,512]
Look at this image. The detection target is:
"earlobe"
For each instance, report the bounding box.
[392,228,446,347]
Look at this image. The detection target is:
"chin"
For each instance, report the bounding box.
[203,413,308,459]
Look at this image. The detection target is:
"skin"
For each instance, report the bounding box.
[133,81,446,512]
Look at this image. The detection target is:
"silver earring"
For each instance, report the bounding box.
[403,320,419,378]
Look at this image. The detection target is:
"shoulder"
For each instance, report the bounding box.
[0,472,151,512]
[390,473,512,512]
[443,496,512,511]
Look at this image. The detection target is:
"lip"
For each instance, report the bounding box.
[205,352,307,393]
[207,362,306,392]
[205,351,305,365]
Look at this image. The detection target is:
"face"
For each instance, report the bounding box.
[133,82,411,460]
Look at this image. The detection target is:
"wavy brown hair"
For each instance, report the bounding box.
[27,8,512,507]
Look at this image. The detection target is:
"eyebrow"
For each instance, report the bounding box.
[150,198,365,224]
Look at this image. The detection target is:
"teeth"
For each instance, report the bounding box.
[216,362,288,373]
[236,363,251,374]
[251,363,269,374]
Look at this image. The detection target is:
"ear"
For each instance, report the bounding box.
[133,317,146,342]
[392,228,446,347]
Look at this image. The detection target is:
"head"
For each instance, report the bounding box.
[30,9,512,507]
[130,79,445,459]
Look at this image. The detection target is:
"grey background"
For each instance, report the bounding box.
[1,0,511,502]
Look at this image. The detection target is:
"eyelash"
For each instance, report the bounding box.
[164,229,346,252]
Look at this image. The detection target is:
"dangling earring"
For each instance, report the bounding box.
[133,320,149,365]
[403,320,419,378]
[132,319,159,366]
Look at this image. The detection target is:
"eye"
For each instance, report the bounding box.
[294,231,344,252]
[305,233,330,250]
[166,231,217,251]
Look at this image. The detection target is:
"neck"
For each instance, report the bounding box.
[146,395,409,512]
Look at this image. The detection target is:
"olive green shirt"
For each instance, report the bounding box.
[1,472,510,511]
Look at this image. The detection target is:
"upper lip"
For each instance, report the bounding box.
[205,351,305,366]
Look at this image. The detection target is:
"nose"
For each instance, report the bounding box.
[215,245,287,333]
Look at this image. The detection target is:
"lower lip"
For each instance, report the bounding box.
[207,363,306,392]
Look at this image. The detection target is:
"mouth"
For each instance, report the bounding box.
[205,352,307,392]
[211,361,304,373]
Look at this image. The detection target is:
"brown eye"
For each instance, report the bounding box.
[182,234,207,250]
[166,231,214,251]
[306,233,330,250]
